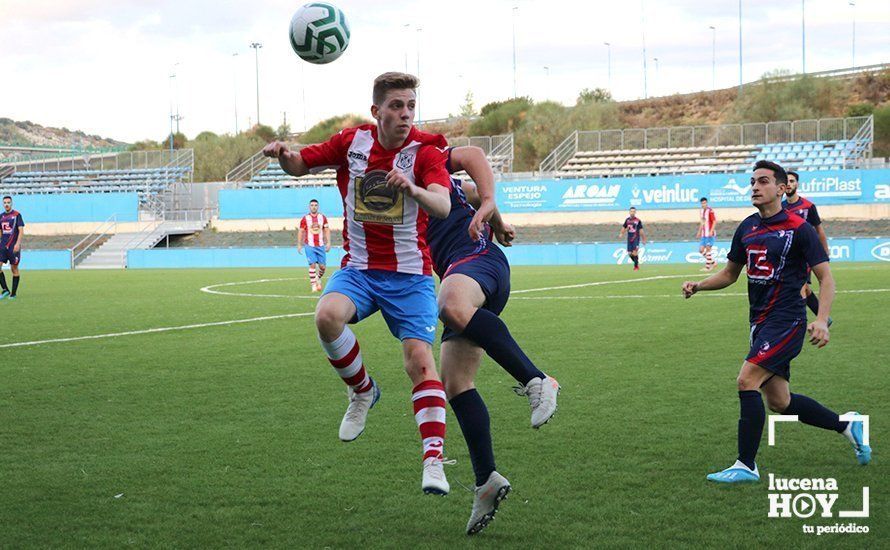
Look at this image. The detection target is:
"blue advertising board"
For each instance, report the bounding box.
[127,237,890,269]
[495,169,890,213]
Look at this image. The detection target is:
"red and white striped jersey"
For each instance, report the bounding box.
[299,124,451,275]
[699,207,717,237]
[299,213,329,246]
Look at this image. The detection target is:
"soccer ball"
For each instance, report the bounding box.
[289,2,351,64]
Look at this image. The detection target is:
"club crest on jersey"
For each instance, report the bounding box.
[354,169,404,224]
[395,151,415,172]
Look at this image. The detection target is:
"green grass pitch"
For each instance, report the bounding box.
[1,263,886,547]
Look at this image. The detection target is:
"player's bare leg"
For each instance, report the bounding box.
[317,263,326,289]
[403,338,451,495]
[439,274,558,428]
[315,293,380,441]
[441,337,511,534]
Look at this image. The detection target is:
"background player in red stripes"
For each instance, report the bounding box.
[698,197,717,271]
[297,199,331,292]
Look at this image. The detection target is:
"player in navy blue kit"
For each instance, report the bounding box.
[783,170,831,322]
[0,196,24,300]
[618,207,646,270]
[429,146,559,534]
[682,161,870,483]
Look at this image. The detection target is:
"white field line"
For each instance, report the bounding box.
[510,274,688,294]
[200,278,315,299]
[0,312,314,349]
[512,288,890,300]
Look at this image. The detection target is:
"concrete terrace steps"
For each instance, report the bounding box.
[75,220,208,269]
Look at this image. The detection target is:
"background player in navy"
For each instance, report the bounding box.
[0,196,24,300]
[618,207,646,270]
[430,145,560,534]
[682,161,870,483]
[783,170,831,320]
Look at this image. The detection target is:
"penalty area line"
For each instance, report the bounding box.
[0,312,315,349]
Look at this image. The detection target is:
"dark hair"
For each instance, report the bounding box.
[2,196,10,201]
[309,199,318,204]
[700,197,708,202]
[629,206,636,210]
[373,72,420,105]
[753,160,788,184]
[787,170,799,181]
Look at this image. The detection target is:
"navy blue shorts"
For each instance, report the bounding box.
[746,318,806,381]
[441,247,511,342]
[627,239,640,252]
[0,247,20,266]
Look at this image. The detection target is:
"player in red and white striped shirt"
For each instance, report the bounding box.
[263,72,453,495]
[297,200,331,292]
[698,197,718,271]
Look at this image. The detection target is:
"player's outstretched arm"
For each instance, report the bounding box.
[450,146,496,240]
[682,260,743,298]
[808,262,835,347]
[262,141,309,177]
[461,180,514,246]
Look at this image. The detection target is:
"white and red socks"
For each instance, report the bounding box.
[413,380,447,463]
[308,267,318,290]
[320,326,372,394]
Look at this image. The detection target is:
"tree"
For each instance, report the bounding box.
[459,91,476,117]
[577,88,613,105]
[276,122,292,140]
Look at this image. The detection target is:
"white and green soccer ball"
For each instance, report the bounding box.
[289,2,351,64]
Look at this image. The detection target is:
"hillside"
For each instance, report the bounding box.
[0,118,126,149]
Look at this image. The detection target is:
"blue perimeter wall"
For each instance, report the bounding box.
[128,238,890,268]
[18,250,71,270]
[12,193,139,223]
[219,169,890,218]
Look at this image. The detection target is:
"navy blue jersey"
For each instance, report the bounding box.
[782,196,821,226]
[727,210,829,324]
[427,177,497,278]
[0,210,24,248]
[623,216,643,244]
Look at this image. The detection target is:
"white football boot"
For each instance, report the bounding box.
[338,378,380,442]
[515,376,561,428]
[421,457,451,495]
[466,471,511,535]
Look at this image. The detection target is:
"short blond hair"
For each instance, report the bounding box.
[373,72,419,105]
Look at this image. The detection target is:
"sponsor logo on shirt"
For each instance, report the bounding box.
[354,169,404,224]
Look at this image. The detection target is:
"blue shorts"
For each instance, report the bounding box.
[700,236,715,248]
[305,246,326,266]
[627,239,640,252]
[441,247,511,342]
[0,247,20,266]
[746,318,805,381]
[323,267,438,343]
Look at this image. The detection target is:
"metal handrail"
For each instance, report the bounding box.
[71,214,117,267]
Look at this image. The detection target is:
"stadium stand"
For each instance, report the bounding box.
[228,134,514,188]
[542,116,874,178]
[0,150,194,213]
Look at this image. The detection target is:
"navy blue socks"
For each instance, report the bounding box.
[450,389,496,487]
[806,292,820,316]
[784,393,847,433]
[461,308,545,386]
[738,390,765,470]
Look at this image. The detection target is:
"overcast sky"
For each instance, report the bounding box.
[1,0,887,143]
